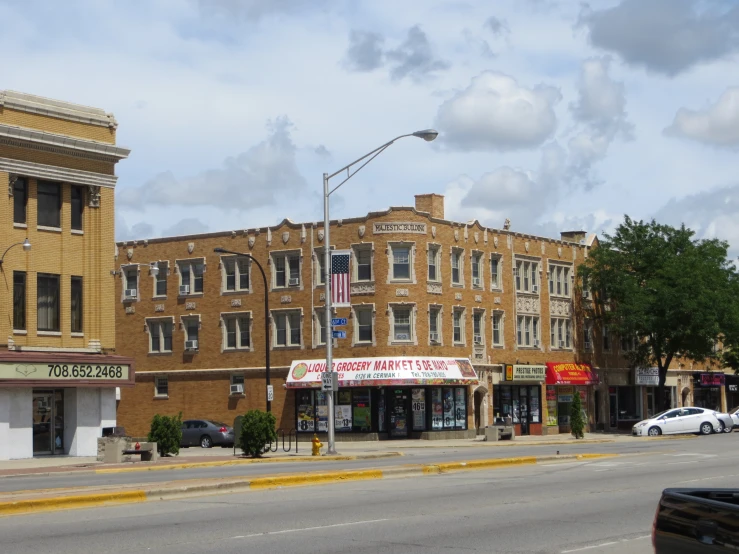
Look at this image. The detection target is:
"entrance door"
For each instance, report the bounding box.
[388,389,409,438]
[519,387,530,436]
[32,390,64,455]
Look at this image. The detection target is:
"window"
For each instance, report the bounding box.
[155,377,169,397]
[123,266,138,298]
[516,315,540,347]
[71,186,84,231]
[13,271,26,330]
[473,310,484,345]
[430,387,468,430]
[37,273,60,332]
[621,334,636,352]
[273,252,300,288]
[490,256,501,289]
[354,247,372,282]
[223,313,251,350]
[393,308,411,342]
[428,245,440,281]
[550,318,572,349]
[148,319,173,353]
[230,374,245,395]
[453,308,465,344]
[178,260,204,294]
[515,259,539,293]
[392,246,411,280]
[37,181,61,228]
[451,248,463,285]
[603,325,611,352]
[222,256,250,292]
[429,306,441,344]
[355,307,373,343]
[274,311,301,347]
[314,309,327,346]
[154,261,168,297]
[71,276,83,333]
[183,317,200,350]
[584,319,593,350]
[13,177,27,225]
[492,311,504,347]
[549,265,571,297]
[314,249,326,286]
[471,253,483,289]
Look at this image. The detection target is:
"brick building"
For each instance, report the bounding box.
[0,91,133,459]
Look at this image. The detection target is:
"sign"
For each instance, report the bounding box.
[332,330,347,339]
[545,362,598,385]
[372,222,427,235]
[267,385,274,402]
[699,373,725,387]
[330,250,351,307]
[557,386,574,403]
[335,405,352,430]
[546,387,558,426]
[0,361,130,382]
[331,318,348,327]
[635,367,659,386]
[507,364,546,382]
[286,356,479,388]
[321,372,338,392]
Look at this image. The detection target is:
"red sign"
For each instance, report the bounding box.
[700,373,725,386]
[545,362,598,385]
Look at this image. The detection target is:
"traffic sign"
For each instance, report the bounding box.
[321,372,338,392]
[332,330,346,339]
[331,318,348,327]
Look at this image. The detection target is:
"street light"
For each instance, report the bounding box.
[213,247,272,412]
[0,238,31,268]
[323,129,438,455]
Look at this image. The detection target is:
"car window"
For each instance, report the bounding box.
[662,410,680,419]
[198,421,208,429]
[685,408,703,415]
[182,420,192,429]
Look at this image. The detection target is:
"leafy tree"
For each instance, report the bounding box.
[570,390,585,439]
[147,412,183,457]
[580,216,739,411]
[240,409,277,458]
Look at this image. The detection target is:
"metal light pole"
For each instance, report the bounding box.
[0,238,31,268]
[214,248,272,412]
[323,129,438,455]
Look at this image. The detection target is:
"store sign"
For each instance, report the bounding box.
[372,222,427,234]
[635,367,659,386]
[0,362,130,382]
[286,356,479,388]
[505,364,546,382]
[699,373,725,387]
[557,386,574,403]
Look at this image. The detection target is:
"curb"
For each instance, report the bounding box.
[0,452,617,517]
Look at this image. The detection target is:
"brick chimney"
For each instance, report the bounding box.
[414,194,445,220]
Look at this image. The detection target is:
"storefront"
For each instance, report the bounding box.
[287,356,479,439]
[493,364,545,435]
[545,362,598,434]
[726,375,739,411]
[692,372,725,412]
[0,352,135,460]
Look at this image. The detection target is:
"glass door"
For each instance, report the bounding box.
[519,387,530,435]
[388,389,409,438]
[32,390,64,455]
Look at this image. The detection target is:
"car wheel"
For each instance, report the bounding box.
[648,426,661,437]
[200,435,213,448]
[723,423,733,434]
[700,422,713,435]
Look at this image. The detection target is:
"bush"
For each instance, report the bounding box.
[147,412,183,457]
[570,391,585,439]
[240,410,277,458]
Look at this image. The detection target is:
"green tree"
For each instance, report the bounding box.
[579,216,739,411]
[570,390,585,439]
[147,412,183,457]
[240,409,277,458]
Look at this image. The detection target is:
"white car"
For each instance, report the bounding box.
[730,407,739,429]
[632,407,722,437]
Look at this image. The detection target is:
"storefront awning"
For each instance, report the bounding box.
[286,356,479,389]
[545,362,598,386]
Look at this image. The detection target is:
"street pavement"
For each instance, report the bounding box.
[3,435,738,553]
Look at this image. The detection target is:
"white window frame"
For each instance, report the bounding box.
[152,261,168,298]
[154,376,169,398]
[387,303,417,345]
[221,311,253,352]
[427,244,441,283]
[121,264,139,301]
[471,251,484,290]
[271,250,302,290]
[271,308,303,349]
[313,308,327,348]
[452,306,466,346]
[548,263,572,298]
[230,373,245,396]
[220,255,251,294]
[472,309,485,346]
[550,317,572,350]
[387,242,416,284]
[450,247,465,287]
[428,304,443,346]
[514,258,539,294]
[352,244,374,283]
[516,315,540,348]
[490,254,503,291]
[181,314,201,350]
[314,248,327,287]
[146,316,174,354]
[352,303,376,346]
[492,310,504,348]
[176,258,206,296]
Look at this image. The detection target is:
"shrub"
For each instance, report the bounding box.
[570,391,585,439]
[240,410,277,458]
[147,412,183,456]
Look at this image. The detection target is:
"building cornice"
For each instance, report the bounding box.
[0,157,118,188]
[0,90,118,129]
[0,123,130,163]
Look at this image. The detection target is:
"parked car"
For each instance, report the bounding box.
[632,407,721,436]
[180,419,235,448]
[729,407,739,429]
[713,411,734,433]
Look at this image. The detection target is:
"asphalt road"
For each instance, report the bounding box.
[3,435,739,554]
[0,435,711,493]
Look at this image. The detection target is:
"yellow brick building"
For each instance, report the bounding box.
[0,91,132,459]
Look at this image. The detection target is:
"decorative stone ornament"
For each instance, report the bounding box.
[484,228,488,244]
[126,248,133,260]
[503,218,511,230]
[454,229,459,242]
[558,247,562,258]
[88,185,101,208]
[474,231,479,244]
[301,224,307,243]
[248,235,256,248]
[541,243,546,254]
[266,228,272,246]
[431,226,437,238]
[525,241,530,253]
[317,230,324,242]
[187,242,195,254]
[358,225,366,238]
[282,231,290,245]
[493,236,498,248]
[8,174,17,196]
[464,225,469,242]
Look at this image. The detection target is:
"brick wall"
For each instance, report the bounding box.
[0,107,116,144]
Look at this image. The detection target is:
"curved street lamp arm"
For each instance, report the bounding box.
[0,241,29,267]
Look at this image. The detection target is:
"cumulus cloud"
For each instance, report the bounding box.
[485,16,509,36]
[161,218,210,237]
[116,213,154,242]
[578,0,739,76]
[664,87,739,149]
[117,116,308,210]
[435,72,561,151]
[344,30,385,72]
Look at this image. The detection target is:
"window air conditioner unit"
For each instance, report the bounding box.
[185,340,199,351]
[430,332,440,343]
[472,277,481,287]
[288,277,300,286]
[559,340,565,348]
[124,289,137,299]
[179,284,190,295]
[230,383,244,394]
[474,334,482,345]
[532,284,539,293]
[533,339,540,347]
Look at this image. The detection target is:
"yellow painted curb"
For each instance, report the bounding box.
[432,456,538,473]
[0,490,146,517]
[573,453,618,460]
[249,469,384,490]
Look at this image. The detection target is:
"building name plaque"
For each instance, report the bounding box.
[373,222,427,235]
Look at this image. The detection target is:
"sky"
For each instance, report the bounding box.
[3,0,739,255]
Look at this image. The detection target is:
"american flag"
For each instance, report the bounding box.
[331,250,351,307]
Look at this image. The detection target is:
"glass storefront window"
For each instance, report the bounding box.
[530,387,541,424]
[378,390,386,432]
[336,391,352,432]
[443,388,455,428]
[296,390,315,433]
[352,390,372,432]
[431,389,443,430]
[455,388,467,429]
[315,391,328,432]
[616,386,642,421]
[412,388,426,431]
[546,386,557,426]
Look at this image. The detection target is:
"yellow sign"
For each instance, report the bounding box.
[0,362,130,381]
[505,364,514,381]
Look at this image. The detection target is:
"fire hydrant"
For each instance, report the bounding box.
[311,434,323,456]
[134,441,141,451]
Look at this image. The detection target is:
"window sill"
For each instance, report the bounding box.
[71,332,84,338]
[517,346,541,350]
[351,279,375,285]
[273,345,303,350]
[223,347,253,353]
[178,293,204,299]
[549,294,571,300]
[271,285,301,292]
[37,330,62,336]
[148,351,173,356]
[451,283,465,288]
[471,286,484,291]
[229,393,246,398]
[516,290,540,296]
[221,290,250,296]
[37,225,62,233]
[353,341,373,347]
[389,279,413,284]
[492,344,505,349]
[71,229,84,235]
[453,342,466,347]
[13,329,27,335]
[153,395,169,400]
[490,286,503,292]
[122,297,138,303]
[152,295,167,300]
[13,222,27,229]
[390,340,414,346]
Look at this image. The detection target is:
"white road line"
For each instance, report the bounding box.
[561,535,650,553]
[231,518,390,539]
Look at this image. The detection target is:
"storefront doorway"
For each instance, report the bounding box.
[388,389,409,438]
[32,390,64,456]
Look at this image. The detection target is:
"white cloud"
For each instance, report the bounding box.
[161,218,210,237]
[664,87,739,149]
[435,72,561,151]
[116,213,154,242]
